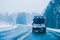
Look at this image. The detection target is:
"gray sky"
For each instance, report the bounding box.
[0,0,50,14]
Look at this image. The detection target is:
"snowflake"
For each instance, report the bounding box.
[58,9,60,13]
[51,0,55,4]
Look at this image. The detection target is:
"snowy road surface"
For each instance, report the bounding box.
[0,24,60,40]
[18,26,60,40]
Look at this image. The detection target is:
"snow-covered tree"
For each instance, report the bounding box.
[16,12,27,25]
[44,0,60,28]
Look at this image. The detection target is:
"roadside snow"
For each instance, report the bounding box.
[47,28,60,33]
[0,22,18,32]
[0,23,12,28]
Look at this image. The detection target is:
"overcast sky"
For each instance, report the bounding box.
[0,0,50,14]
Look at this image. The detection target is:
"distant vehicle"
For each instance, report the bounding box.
[32,16,46,33]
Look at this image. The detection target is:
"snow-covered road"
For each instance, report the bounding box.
[0,23,60,40]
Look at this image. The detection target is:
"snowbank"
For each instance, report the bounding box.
[47,28,60,33]
[0,22,17,32]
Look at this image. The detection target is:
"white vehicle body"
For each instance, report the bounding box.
[33,24,45,28]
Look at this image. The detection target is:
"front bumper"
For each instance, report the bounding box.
[32,27,46,33]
